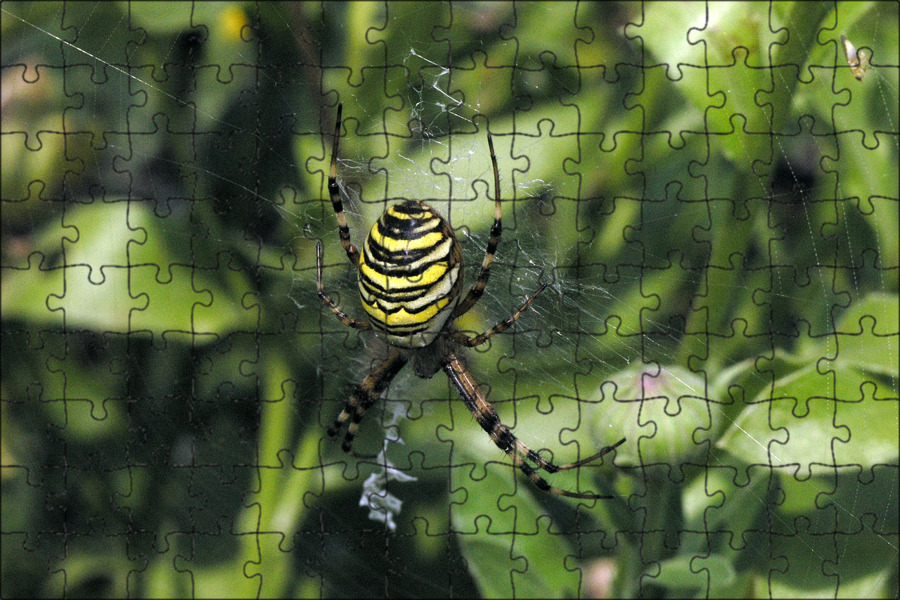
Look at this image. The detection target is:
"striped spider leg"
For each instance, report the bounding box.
[443,353,626,499]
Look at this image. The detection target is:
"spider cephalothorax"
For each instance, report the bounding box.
[316,104,624,498]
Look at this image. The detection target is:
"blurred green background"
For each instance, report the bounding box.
[2,2,897,598]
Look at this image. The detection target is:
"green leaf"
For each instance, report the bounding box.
[718,364,898,473]
[450,431,584,598]
[682,465,769,549]
[832,293,899,378]
[1,201,256,338]
[760,465,899,599]
[650,553,737,593]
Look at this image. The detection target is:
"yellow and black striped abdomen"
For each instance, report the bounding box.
[358,200,463,348]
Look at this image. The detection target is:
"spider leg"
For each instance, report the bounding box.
[443,353,622,499]
[316,240,372,330]
[452,133,503,319]
[327,347,408,458]
[327,103,361,266]
[452,283,550,348]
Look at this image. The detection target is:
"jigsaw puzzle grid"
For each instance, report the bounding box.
[2,2,898,598]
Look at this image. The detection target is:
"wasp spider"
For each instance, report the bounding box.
[316,104,625,499]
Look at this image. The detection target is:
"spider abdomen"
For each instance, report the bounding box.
[358,200,463,348]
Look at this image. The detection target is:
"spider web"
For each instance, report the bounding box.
[2,2,898,598]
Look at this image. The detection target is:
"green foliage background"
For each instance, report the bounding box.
[2,2,897,598]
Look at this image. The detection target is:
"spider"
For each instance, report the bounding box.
[316,104,625,499]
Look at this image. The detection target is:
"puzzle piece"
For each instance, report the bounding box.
[2,2,897,598]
